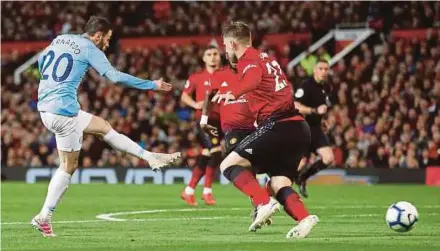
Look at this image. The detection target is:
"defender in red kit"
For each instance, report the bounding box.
[214,21,319,238]
[200,65,279,226]
[180,46,223,206]
[201,67,255,154]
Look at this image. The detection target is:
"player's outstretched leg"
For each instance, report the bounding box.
[220,152,278,232]
[85,115,181,170]
[202,149,222,205]
[31,150,79,237]
[297,147,334,198]
[271,176,319,239]
[181,151,210,206]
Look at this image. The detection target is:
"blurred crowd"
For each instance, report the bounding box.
[291,33,440,169]
[2,1,440,170]
[1,1,439,41]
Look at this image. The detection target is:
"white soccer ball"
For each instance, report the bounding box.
[385,201,419,232]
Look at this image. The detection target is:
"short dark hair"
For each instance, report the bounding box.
[222,21,251,44]
[204,45,219,53]
[84,16,111,35]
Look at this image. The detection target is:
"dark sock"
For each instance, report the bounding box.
[223,165,270,206]
[276,186,310,221]
[205,152,222,188]
[300,160,329,180]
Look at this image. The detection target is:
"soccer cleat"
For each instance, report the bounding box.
[30,214,56,237]
[249,197,280,232]
[180,191,198,206]
[148,152,182,171]
[201,193,216,205]
[250,207,275,226]
[286,215,319,239]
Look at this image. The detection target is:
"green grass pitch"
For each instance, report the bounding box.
[1,183,440,251]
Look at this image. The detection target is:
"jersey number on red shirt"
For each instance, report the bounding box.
[265,60,288,92]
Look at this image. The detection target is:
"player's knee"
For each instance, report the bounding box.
[270,176,292,195]
[220,152,250,173]
[322,151,334,165]
[60,158,78,175]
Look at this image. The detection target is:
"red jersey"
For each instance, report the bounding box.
[182,70,220,121]
[231,47,299,124]
[211,68,255,132]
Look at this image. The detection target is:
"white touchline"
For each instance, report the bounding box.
[2,205,438,225]
[96,208,246,221]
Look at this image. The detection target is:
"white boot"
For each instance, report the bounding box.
[286,215,319,239]
[249,197,280,232]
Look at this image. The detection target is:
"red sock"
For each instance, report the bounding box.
[233,170,270,206]
[188,166,205,188]
[204,166,215,188]
[284,193,309,221]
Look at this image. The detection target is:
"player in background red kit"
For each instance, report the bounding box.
[214,21,319,238]
[180,46,223,206]
[200,65,279,226]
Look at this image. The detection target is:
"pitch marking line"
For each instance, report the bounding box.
[2,205,439,225]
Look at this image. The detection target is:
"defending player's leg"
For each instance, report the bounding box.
[31,149,80,237]
[220,152,278,232]
[297,146,334,198]
[270,176,319,239]
[84,114,181,169]
[181,150,210,206]
[202,147,222,205]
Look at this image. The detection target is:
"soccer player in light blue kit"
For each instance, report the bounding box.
[31,16,181,237]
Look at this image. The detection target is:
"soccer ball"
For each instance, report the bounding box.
[385,201,419,232]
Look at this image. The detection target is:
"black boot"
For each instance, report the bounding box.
[297,160,329,198]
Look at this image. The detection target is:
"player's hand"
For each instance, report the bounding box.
[212,92,236,105]
[194,101,204,110]
[154,78,172,92]
[200,124,218,136]
[317,104,328,115]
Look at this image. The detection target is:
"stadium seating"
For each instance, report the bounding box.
[1,2,438,41]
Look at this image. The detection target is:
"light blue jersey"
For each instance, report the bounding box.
[37,34,157,116]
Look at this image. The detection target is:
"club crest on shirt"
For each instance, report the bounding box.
[229,137,237,145]
[221,81,228,87]
[260,53,269,59]
[204,81,210,86]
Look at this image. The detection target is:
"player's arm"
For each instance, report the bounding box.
[87,44,170,91]
[181,79,203,110]
[214,62,262,104]
[294,85,327,115]
[199,90,217,132]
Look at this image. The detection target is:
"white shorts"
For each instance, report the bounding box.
[40,110,93,152]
